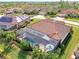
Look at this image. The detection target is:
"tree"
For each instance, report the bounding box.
[47,11,57,17]
[32,48,59,59]
[4,31,16,43]
[0,30,17,43]
[32,48,45,59]
[19,40,32,51]
[45,52,59,59]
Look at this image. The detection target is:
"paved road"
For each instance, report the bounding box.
[52,17,79,26]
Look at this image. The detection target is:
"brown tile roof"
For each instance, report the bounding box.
[30,20,71,40]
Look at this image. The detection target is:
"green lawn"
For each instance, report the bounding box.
[5,44,30,59]
[67,18,79,22]
[5,46,20,59]
[62,26,79,59]
[0,43,30,59]
[0,43,5,53]
[30,19,40,25]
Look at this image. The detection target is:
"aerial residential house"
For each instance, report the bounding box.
[5,9,14,15]
[0,14,30,30]
[38,6,53,15]
[59,9,79,18]
[0,15,17,30]
[18,20,71,52]
[5,8,22,14]
[38,10,47,15]
[38,7,47,15]
[23,7,35,14]
[16,14,31,28]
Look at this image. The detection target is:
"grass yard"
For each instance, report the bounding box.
[5,44,31,59]
[0,43,5,53]
[30,19,40,25]
[0,43,31,59]
[67,18,79,22]
[62,26,79,59]
[5,46,20,59]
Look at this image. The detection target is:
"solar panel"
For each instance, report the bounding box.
[0,16,12,22]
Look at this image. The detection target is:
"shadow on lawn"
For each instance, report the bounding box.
[18,50,30,59]
[61,34,72,55]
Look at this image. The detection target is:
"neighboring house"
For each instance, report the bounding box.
[16,14,30,23]
[5,8,22,14]
[38,11,47,15]
[0,15,17,30]
[60,9,79,14]
[18,20,71,52]
[5,9,14,15]
[38,7,48,15]
[0,14,30,30]
[59,9,79,18]
[23,8,35,14]
[16,14,31,28]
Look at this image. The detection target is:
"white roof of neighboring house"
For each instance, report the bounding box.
[30,15,46,19]
[16,16,22,23]
[16,14,29,23]
[19,14,29,20]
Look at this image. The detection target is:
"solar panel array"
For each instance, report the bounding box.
[0,16,12,22]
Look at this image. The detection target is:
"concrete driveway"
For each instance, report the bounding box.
[52,17,79,26]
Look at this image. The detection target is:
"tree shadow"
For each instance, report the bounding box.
[18,50,30,59]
